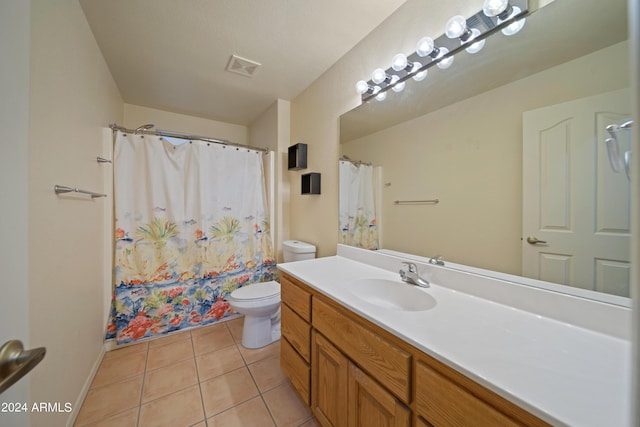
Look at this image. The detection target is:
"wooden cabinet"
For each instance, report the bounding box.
[348,363,410,427]
[280,275,312,405]
[312,331,348,427]
[311,330,410,427]
[279,273,548,427]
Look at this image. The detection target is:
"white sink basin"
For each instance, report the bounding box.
[347,278,436,311]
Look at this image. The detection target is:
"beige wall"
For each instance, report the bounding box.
[342,42,629,275]
[289,1,486,258]
[124,103,247,144]
[0,1,31,425]
[248,99,292,261]
[28,1,123,426]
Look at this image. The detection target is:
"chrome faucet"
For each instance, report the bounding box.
[399,262,430,288]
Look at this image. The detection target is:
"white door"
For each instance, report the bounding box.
[522,89,631,297]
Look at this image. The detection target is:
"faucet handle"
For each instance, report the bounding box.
[401,262,418,273]
[429,255,444,266]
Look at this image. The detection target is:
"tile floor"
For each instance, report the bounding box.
[74,316,318,427]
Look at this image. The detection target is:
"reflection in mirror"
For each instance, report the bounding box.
[339,0,630,303]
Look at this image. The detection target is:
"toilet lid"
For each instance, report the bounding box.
[231,281,280,301]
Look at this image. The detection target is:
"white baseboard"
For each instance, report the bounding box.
[66,345,106,427]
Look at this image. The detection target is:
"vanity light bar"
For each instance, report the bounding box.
[357,0,529,103]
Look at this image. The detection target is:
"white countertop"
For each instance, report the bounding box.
[278,254,631,427]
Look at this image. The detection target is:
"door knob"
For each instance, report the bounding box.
[0,340,46,394]
[526,236,547,245]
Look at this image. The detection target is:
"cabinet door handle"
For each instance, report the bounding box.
[526,236,547,245]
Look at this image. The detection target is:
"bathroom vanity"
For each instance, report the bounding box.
[278,245,631,427]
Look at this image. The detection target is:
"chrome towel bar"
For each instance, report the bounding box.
[54,185,106,199]
[394,199,439,205]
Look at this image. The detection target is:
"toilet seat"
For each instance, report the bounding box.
[230,281,280,302]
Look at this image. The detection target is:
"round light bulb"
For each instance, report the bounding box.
[411,62,427,81]
[391,53,408,72]
[371,68,387,84]
[499,6,526,35]
[465,28,485,54]
[390,75,405,93]
[375,90,387,101]
[416,37,434,57]
[355,80,370,95]
[436,47,454,69]
[445,15,467,39]
[483,0,509,17]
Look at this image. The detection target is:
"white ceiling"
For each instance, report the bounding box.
[79,0,407,125]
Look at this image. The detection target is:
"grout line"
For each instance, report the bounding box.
[135,342,150,426]
[188,333,208,426]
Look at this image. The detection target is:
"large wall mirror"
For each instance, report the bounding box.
[339,0,631,304]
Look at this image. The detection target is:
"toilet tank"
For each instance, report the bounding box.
[282,240,316,262]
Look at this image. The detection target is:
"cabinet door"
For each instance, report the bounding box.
[312,331,348,427]
[348,363,410,427]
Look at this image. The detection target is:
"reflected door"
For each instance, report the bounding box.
[522,89,631,297]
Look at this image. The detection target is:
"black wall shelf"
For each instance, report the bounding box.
[301,173,321,195]
[288,143,307,170]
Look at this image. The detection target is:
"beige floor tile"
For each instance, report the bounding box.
[91,351,146,389]
[142,358,198,403]
[207,396,275,427]
[238,340,280,365]
[191,319,234,337]
[192,323,235,355]
[190,422,207,427]
[226,317,244,343]
[298,417,320,427]
[148,329,192,348]
[195,345,245,381]
[147,339,194,371]
[200,367,259,418]
[82,407,138,427]
[248,355,287,393]
[263,382,312,427]
[103,342,148,361]
[74,376,143,426]
[138,385,204,427]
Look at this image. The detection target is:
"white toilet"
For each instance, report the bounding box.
[228,240,316,349]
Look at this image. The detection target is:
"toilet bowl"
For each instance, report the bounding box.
[228,281,281,349]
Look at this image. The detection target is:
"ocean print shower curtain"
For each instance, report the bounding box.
[339,160,379,250]
[106,131,276,344]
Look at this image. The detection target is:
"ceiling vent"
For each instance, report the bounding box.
[226,54,261,78]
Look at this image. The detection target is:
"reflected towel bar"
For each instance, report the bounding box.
[394,199,439,205]
[54,185,106,199]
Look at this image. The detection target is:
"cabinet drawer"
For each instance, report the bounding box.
[281,337,310,406]
[282,303,311,362]
[281,275,312,321]
[312,298,411,404]
[416,361,519,427]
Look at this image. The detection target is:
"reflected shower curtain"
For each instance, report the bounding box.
[106,131,276,344]
[339,160,379,250]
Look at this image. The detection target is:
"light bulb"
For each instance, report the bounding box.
[391,53,409,72]
[445,15,467,39]
[390,75,405,92]
[411,62,427,81]
[483,0,509,17]
[498,6,525,35]
[375,90,387,101]
[416,37,434,57]
[436,47,454,69]
[371,68,389,84]
[465,28,485,54]
[355,80,370,95]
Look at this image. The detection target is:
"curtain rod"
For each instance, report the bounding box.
[340,155,372,167]
[109,123,268,153]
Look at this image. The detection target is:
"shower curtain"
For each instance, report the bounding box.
[105,131,276,344]
[339,160,379,250]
